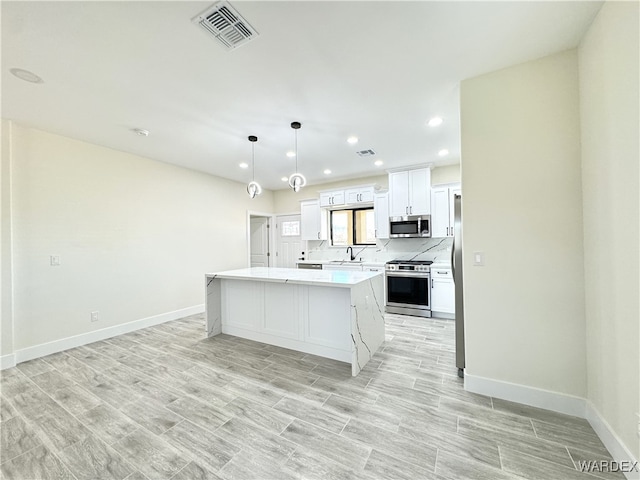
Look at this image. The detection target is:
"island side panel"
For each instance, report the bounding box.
[350,273,385,376]
[205,275,222,337]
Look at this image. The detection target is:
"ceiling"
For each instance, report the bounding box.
[2,1,602,191]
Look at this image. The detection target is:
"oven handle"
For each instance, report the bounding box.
[386,271,430,278]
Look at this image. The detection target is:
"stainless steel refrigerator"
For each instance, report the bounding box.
[453,194,465,378]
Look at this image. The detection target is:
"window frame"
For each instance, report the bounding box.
[329,206,376,247]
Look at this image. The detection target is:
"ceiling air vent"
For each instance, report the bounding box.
[356,149,376,157]
[192,1,259,51]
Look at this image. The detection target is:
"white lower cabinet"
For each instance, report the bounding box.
[431,267,455,316]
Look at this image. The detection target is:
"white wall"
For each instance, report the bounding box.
[579,1,639,460]
[3,123,274,355]
[1,120,14,364]
[460,50,587,397]
[431,164,460,186]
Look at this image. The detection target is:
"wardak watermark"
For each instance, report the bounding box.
[577,460,639,473]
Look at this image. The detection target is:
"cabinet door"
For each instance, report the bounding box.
[358,187,374,203]
[431,277,455,314]
[431,186,450,238]
[389,171,409,216]
[319,192,333,208]
[374,192,389,239]
[319,190,344,207]
[408,168,430,215]
[332,190,345,206]
[344,188,360,204]
[300,200,327,240]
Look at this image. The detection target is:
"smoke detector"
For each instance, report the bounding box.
[192,1,259,51]
[356,149,376,157]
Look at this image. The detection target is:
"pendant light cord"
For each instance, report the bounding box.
[294,128,298,175]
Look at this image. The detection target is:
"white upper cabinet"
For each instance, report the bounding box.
[389,168,431,217]
[319,190,345,208]
[344,186,375,205]
[300,199,327,241]
[431,183,461,237]
[374,192,390,239]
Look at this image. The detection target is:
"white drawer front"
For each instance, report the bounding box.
[431,268,452,279]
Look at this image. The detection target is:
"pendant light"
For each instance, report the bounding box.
[246,135,262,198]
[288,121,306,192]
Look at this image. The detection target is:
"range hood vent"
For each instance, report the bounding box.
[356,149,376,157]
[193,1,259,51]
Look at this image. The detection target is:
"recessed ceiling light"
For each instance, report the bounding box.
[347,136,358,145]
[286,151,296,158]
[239,162,249,169]
[281,176,288,182]
[132,128,150,137]
[323,169,332,175]
[427,117,443,127]
[9,68,44,84]
[374,160,384,166]
[438,149,449,156]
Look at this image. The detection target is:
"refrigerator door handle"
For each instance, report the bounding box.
[451,236,455,282]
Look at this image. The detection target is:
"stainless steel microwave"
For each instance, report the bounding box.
[389,215,431,238]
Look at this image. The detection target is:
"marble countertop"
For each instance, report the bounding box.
[206,267,382,288]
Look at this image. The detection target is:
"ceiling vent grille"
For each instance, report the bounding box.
[356,149,376,157]
[192,1,259,51]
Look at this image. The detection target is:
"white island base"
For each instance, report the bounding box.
[205,267,385,376]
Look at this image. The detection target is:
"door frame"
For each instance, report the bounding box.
[246,210,276,267]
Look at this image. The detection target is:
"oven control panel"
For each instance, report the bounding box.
[385,263,431,273]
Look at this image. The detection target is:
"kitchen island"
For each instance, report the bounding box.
[205,267,384,376]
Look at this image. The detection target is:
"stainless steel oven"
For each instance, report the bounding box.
[385,260,432,317]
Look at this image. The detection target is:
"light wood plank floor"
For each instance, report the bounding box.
[0,313,622,480]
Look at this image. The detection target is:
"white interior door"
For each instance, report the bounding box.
[276,214,305,268]
[250,216,270,267]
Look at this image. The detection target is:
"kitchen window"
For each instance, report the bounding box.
[330,207,375,246]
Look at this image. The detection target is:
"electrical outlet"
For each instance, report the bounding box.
[90,311,99,322]
[50,255,60,266]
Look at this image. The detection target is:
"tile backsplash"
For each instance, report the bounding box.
[306,237,453,265]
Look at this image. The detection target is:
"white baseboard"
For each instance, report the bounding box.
[585,401,640,480]
[1,354,16,370]
[6,305,204,367]
[465,373,639,480]
[464,372,587,417]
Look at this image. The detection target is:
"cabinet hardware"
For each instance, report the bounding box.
[317,232,320,239]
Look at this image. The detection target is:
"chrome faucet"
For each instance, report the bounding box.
[346,246,356,261]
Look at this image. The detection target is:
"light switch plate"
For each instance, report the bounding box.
[50,255,61,266]
[473,251,485,266]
